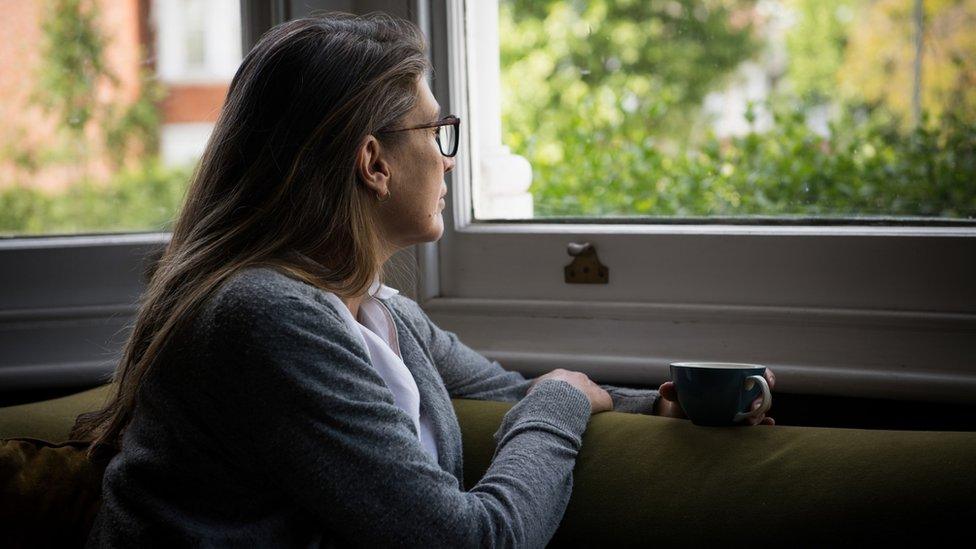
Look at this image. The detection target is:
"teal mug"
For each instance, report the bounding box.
[669,362,772,426]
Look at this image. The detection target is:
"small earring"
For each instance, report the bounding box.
[376,190,390,203]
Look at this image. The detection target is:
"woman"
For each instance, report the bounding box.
[77,13,774,547]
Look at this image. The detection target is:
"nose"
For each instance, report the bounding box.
[443,154,456,174]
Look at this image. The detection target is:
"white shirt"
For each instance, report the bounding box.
[322,280,439,462]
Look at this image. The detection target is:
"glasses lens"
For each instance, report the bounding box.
[438,122,458,157]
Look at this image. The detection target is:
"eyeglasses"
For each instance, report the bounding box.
[378,115,461,158]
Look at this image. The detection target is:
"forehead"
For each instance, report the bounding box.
[413,77,440,119]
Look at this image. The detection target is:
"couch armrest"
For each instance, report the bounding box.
[453,398,976,546]
[0,385,111,442]
[3,387,974,546]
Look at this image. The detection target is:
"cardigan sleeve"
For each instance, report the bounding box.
[205,281,593,548]
[389,295,661,414]
[388,295,533,402]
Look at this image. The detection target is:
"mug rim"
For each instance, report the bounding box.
[670,361,766,370]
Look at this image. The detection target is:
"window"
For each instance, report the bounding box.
[1,0,971,404]
[0,0,241,391]
[472,0,975,222]
[422,0,975,404]
[0,0,241,237]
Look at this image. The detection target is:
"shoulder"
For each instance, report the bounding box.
[211,265,325,307]
[201,266,346,338]
[383,293,435,335]
[382,292,424,318]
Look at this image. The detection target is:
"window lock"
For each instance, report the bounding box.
[564,242,609,284]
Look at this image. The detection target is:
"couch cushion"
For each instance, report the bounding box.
[3,387,974,546]
[0,438,105,548]
[453,398,976,546]
[0,385,112,442]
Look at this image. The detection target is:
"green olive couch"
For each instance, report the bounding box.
[2,385,975,547]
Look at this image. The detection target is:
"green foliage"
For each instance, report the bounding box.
[527,99,976,218]
[501,0,976,219]
[785,0,857,105]
[0,160,191,236]
[103,71,166,167]
[32,0,113,137]
[500,0,759,149]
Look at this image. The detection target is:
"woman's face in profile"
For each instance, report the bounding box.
[377,77,455,249]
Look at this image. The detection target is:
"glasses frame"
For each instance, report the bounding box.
[378,115,461,157]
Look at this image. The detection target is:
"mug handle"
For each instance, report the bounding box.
[733,375,772,423]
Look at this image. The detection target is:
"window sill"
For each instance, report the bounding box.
[423,296,976,405]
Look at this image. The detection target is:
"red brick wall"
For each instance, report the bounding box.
[0,0,233,192]
[162,84,230,123]
[0,0,145,192]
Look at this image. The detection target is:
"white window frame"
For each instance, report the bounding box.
[418,0,976,404]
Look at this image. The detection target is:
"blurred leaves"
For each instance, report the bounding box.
[500,0,976,219]
[0,160,191,236]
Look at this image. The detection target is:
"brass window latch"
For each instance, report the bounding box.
[564,242,608,284]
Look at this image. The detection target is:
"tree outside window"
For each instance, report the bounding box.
[494,0,976,220]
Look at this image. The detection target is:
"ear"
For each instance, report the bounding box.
[356,135,392,198]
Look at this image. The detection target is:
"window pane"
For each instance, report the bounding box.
[0,0,241,237]
[483,0,976,221]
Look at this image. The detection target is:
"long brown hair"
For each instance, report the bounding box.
[73,13,431,453]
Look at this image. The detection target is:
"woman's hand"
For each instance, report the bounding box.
[529,369,614,414]
[654,368,777,426]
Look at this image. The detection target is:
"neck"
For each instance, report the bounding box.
[343,294,366,320]
[341,242,398,320]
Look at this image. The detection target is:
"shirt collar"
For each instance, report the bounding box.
[367,276,400,300]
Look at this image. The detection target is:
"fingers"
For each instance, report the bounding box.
[752,370,775,425]
[748,414,775,426]
[746,398,775,426]
[750,395,765,410]
[658,381,678,401]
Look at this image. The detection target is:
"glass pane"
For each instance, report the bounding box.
[486,0,976,221]
[0,0,241,237]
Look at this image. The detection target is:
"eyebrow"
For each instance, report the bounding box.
[430,106,442,121]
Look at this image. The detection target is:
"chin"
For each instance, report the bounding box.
[426,220,445,242]
[401,223,444,247]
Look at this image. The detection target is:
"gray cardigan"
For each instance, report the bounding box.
[89,267,659,548]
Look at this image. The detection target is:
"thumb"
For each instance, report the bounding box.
[658,381,678,401]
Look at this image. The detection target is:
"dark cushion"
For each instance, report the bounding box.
[0,438,105,548]
[452,398,976,546]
